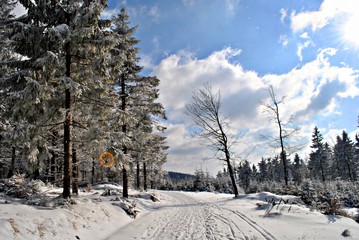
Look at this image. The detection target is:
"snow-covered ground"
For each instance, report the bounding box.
[1,184,358,240]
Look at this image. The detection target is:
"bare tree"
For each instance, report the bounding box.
[262,85,300,186]
[185,84,239,197]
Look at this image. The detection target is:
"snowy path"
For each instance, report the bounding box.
[105,191,276,240]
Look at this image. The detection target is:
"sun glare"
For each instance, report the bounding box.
[341,13,359,49]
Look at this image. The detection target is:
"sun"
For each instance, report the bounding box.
[341,13,359,49]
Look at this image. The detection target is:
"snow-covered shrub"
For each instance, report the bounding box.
[2,175,43,198]
[113,199,139,218]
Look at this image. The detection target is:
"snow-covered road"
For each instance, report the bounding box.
[2,187,359,240]
[105,191,276,240]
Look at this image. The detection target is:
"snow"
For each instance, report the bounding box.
[1,184,358,240]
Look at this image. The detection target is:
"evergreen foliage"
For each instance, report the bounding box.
[0,2,167,198]
[308,127,330,181]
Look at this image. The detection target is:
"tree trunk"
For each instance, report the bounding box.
[91,158,95,184]
[63,88,71,198]
[226,158,239,197]
[121,75,129,198]
[7,146,16,178]
[143,162,147,191]
[49,151,56,183]
[123,166,128,197]
[136,160,140,190]
[72,145,78,195]
[49,131,57,183]
[62,36,72,198]
[276,101,288,186]
[280,150,288,185]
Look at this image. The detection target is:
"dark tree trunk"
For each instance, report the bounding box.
[72,145,78,195]
[121,75,129,198]
[225,155,239,197]
[49,152,56,183]
[62,39,72,198]
[91,158,95,184]
[123,167,128,197]
[63,88,71,198]
[7,146,16,178]
[143,162,147,191]
[49,132,57,183]
[136,160,140,190]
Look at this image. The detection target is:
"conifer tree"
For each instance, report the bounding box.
[333,131,356,181]
[291,153,305,184]
[308,127,329,182]
[110,8,142,197]
[238,160,252,192]
[257,158,268,182]
[1,0,119,198]
[0,0,18,178]
[111,8,167,195]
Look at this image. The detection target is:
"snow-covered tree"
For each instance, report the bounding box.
[108,7,143,197]
[0,0,18,178]
[257,158,268,182]
[291,153,306,185]
[1,0,119,198]
[110,9,167,195]
[308,127,329,182]
[237,160,252,192]
[333,131,356,181]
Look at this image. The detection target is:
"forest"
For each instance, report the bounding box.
[0,1,168,199]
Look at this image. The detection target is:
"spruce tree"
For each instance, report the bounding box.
[110,8,142,198]
[111,8,167,196]
[291,153,305,184]
[308,126,329,182]
[333,131,356,181]
[1,0,119,198]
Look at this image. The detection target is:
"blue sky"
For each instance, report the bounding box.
[13,1,359,175]
[104,0,359,175]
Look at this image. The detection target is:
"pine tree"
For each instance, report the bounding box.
[110,8,166,195]
[308,127,329,182]
[333,131,356,181]
[291,153,305,184]
[1,0,119,198]
[0,0,18,178]
[238,160,252,192]
[257,158,268,182]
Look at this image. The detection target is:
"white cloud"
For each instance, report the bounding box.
[290,0,357,33]
[296,40,314,61]
[280,8,288,24]
[300,32,310,39]
[279,35,289,47]
[225,0,240,18]
[153,47,359,173]
[162,123,222,175]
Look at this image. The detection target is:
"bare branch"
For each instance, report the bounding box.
[185,83,239,196]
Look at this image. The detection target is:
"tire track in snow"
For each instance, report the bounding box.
[211,205,277,240]
[105,192,277,240]
[136,192,209,239]
[231,209,277,240]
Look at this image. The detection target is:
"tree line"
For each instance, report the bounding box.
[161,125,359,196]
[0,1,167,198]
[238,126,359,192]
